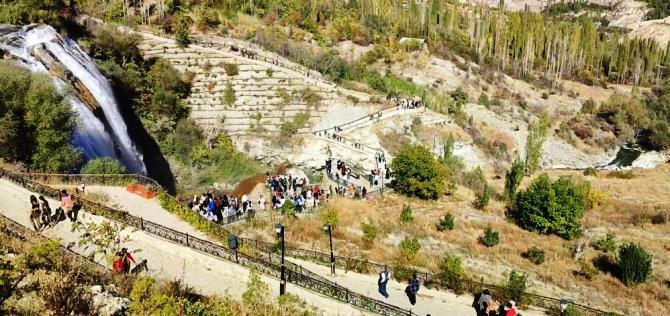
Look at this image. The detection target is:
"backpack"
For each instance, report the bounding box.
[113,258,124,273]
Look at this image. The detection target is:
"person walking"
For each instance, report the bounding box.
[39,196,52,228]
[60,190,74,221]
[29,195,42,231]
[476,289,493,316]
[405,273,420,306]
[120,248,136,274]
[378,266,391,299]
[504,301,518,316]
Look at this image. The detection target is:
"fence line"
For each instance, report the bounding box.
[0,168,415,316]
[9,170,615,315]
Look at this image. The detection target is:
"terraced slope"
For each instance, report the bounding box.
[137,32,341,135]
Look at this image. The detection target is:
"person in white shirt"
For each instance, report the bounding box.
[378,266,390,299]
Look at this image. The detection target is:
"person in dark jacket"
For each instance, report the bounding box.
[405,273,420,305]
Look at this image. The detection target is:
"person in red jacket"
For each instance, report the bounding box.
[504,300,518,316]
[120,248,136,274]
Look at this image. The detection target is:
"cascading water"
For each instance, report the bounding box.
[0,24,146,173]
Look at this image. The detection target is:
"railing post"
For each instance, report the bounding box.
[140,217,144,230]
[345,289,349,302]
[186,233,190,246]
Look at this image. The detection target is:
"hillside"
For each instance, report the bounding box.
[1,1,669,316]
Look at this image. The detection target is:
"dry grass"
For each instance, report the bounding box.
[232,165,670,315]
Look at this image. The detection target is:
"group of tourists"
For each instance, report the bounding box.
[28,189,81,231]
[475,289,519,316]
[188,192,261,223]
[388,95,424,109]
[377,267,421,306]
[268,173,326,212]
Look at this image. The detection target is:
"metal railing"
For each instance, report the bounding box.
[0,168,415,316]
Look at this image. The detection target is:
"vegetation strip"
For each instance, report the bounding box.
[0,168,415,316]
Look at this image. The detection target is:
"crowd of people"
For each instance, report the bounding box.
[475,289,519,316]
[268,173,326,212]
[187,191,262,223]
[28,190,82,231]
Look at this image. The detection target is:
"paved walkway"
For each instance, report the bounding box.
[0,179,372,316]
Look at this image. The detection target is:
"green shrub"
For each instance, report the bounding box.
[266,68,274,77]
[583,167,598,176]
[321,208,338,228]
[504,270,527,305]
[223,63,239,76]
[391,144,450,199]
[175,27,190,48]
[362,223,377,242]
[478,93,490,107]
[581,99,597,114]
[514,174,586,239]
[618,243,652,286]
[280,200,296,218]
[479,227,499,247]
[437,253,464,294]
[473,186,491,210]
[504,158,525,202]
[579,259,599,280]
[436,213,455,231]
[224,81,236,107]
[81,157,127,174]
[399,237,421,261]
[522,246,545,265]
[400,204,414,223]
[525,115,549,174]
[592,233,617,253]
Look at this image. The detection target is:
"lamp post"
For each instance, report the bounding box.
[559,299,572,316]
[275,223,286,295]
[323,224,335,275]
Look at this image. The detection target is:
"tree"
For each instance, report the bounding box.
[438,253,464,294]
[514,174,586,239]
[525,114,548,174]
[81,157,127,174]
[391,144,449,199]
[504,158,525,201]
[618,243,652,286]
[399,236,421,261]
[400,204,414,223]
[173,119,203,163]
[224,81,236,107]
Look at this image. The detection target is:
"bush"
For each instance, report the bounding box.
[579,259,599,280]
[175,27,190,48]
[478,93,490,107]
[479,227,499,247]
[581,99,597,114]
[583,167,598,176]
[391,144,450,200]
[504,270,527,305]
[223,63,239,76]
[399,237,421,261]
[321,208,338,228]
[473,186,491,210]
[523,246,546,265]
[224,81,236,107]
[400,204,413,223]
[618,243,652,286]
[280,200,296,218]
[362,223,377,242]
[436,213,455,231]
[592,233,617,253]
[514,174,586,239]
[504,158,525,202]
[652,210,669,225]
[631,213,652,227]
[437,253,464,294]
[81,157,127,174]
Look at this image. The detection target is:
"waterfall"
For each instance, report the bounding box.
[0,24,146,174]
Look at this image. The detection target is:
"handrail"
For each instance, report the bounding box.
[0,168,415,316]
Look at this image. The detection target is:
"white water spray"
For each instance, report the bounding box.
[0,24,146,173]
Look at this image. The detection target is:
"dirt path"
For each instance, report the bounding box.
[0,179,372,316]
